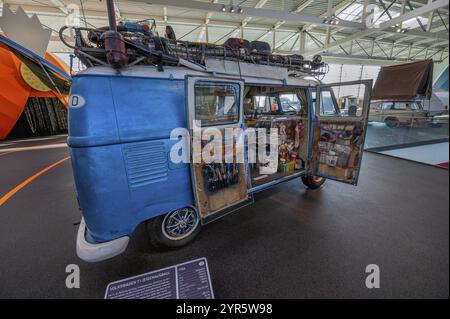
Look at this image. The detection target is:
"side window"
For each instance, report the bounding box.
[394,102,408,110]
[371,103,381,110]
[319,90,339,116]
[254,95,267,110]
[280,93,302,113]
[253,95,279,113]
[413,101,422,110]
[195,81,240,126]
[318,83,367,118]
[268,96,279,113]
[382,102,394,110]
[311,91,316,114]
[395,102,419,110]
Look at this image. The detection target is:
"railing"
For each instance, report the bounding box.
[365,112,449,151]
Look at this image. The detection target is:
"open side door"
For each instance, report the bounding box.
[186,76,253,223]
[311,80,372,185]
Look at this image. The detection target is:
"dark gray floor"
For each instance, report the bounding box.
[0,136,448,298]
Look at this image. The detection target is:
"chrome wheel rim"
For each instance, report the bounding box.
[162,207,199,241]
[312,176,324,183]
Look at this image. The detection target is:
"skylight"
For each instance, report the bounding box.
[337,3,364,22]
[402,16,429,29]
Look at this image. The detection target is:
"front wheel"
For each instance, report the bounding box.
[301,175,326,189]
[146,206,202,249]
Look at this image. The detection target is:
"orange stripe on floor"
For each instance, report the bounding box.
[0,156,70,206]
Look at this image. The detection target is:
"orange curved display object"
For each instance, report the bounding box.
[0,46,70,140]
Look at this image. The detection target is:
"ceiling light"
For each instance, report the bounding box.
[324,15,340,25]
[221,5,226,12]
[230,6,235,13]
[238,7,244,14]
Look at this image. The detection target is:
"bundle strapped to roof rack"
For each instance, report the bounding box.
[59,21,329,79]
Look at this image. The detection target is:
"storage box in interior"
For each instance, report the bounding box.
[336,153,350,168]
[335,143,352,155]
[279,161,296,173]
[318,141,333,152]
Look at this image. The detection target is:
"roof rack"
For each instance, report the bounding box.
[60,21,329,80]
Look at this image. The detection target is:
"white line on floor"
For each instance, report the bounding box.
[1,135,67,144]
[0,143,67,153]
[379,142,449,165]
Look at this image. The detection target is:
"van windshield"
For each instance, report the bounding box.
[279,93,301,113]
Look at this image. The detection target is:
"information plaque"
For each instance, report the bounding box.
[104,257,214,299]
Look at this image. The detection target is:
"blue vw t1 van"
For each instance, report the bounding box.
[54,11,373,261]
[0,2,372,263]
[67,62,372,262]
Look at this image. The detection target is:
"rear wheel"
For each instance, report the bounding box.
[146,206,202,249]
[301,175,326,189]
[385,117,399,128]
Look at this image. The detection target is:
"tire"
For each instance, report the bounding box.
[301,175,326,189]
[146,206,202,249]
[385,117,399,128]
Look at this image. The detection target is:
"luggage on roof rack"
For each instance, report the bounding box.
[224,38,251,51]
[59,21,329,79]
[250,41,271,54]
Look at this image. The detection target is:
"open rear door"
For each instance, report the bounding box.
[186,76,252,223]
[311,80,372,185]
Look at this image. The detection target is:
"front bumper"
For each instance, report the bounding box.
[76,218,130,262]
[432,116,449,125]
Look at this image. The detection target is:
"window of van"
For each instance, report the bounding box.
[395,102,420,110]
[253,95,279,113]
[254,95,267,110]
[279,93,302,113]
[370,103,382,110]
[320,90,339,116]
[382,102,395,110]
[195,81,240,126]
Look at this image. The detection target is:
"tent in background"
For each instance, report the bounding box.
[372,60,433,101]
